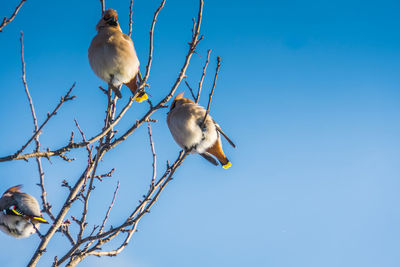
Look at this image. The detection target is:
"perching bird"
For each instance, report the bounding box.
[88,8,147,102]
[0,185,48,238]
[167,92,236,169]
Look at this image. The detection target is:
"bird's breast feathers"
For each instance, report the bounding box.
[167,104,218,153]
[0,214,36,238]
[89,31,139,86]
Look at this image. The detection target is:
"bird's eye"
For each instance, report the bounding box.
[103,17,109,21]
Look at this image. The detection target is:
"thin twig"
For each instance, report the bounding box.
[147,122,157,188]
[20,32,38,131]
[128,0,134,37]
[98,181,120,235]
[28,150,107,267]
[100,0,105,15]
[0,94,134,163]
[201,56,221,127]
[20,32,54,220]
[56,151,188,265]
[185,80,196,100]
[0,0,27,32]
[6,83,76,159]
[140,0,166,87]
[196,49,211,103]
[74,119,92,159]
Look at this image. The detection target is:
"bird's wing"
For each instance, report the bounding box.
[0,197,15,211]
[13,193,41,217]
[11,194,48,223]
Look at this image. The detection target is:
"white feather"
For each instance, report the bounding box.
[167,103,218,154]
[88,29,139,87]
[0,213,38,238]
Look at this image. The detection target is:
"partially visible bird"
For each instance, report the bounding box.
[167,92,236,169]
[0,185,48,238]
[88,8,147,102]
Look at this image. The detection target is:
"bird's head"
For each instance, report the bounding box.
[97,9,120,31]
[170,92,195,111]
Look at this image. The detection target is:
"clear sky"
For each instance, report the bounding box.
[1,0,400,266]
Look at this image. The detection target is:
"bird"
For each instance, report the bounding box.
[167,92,236,169]
[0,185,48,238]
[88,8,147,102]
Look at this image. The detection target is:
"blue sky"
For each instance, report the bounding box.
[1,0,400,266]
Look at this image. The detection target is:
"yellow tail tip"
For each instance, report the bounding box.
[222,162,232,169]
[135,93,148,103]
[33,216,49,224]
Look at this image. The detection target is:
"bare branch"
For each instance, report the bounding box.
[28,150,107,267]
[74,119,92,159]
[140,0,166,87]
[196,49,211,103]
[128,0,134,37]
[20,32,38,131]
[0,94,134,163]
[147,122,157,188]
[0,0,27,32]
[201,56,221,127]
[100,0,105,15]
[98,181,120,235]
[20,31,55,220]
[0,83,76,162]
[94,168,115,181]
[57,220,76,246]
[55,151,188,265]
[185,80,196,100]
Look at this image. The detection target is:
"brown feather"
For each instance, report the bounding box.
[206,139,229,166]
[4,185,22,194]
[124,75,138,95]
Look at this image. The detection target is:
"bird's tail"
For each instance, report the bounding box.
[125,75,148,103]
[206,139,232,169]
[32,216,49,224]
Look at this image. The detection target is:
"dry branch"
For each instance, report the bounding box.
[0,0,26,32]
[128,0,134,37]
[201,56,221,127]
[0,83,76,163]
[147,122,157,188]
[20,31,55,220]
[100,0,105,15]
[140,0,166,87]
[196,49,212,103]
